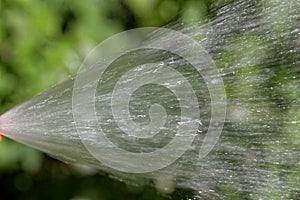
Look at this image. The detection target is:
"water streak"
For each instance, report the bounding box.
[0,0,299,199]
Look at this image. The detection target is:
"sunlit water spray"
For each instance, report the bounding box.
[0,0,299,198]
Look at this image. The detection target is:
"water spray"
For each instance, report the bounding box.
[0,0,299,198]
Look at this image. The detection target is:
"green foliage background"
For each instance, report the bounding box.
[0,0,299,199]
[0,0,211,199]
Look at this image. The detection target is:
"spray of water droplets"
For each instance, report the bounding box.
[0,0,299,198]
